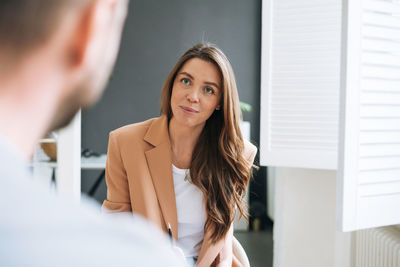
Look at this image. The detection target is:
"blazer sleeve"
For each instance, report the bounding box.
[102,131,132,213]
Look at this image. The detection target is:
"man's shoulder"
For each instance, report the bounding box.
[0,172,185,267]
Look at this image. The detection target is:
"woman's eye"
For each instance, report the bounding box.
[181,78,190,85]
[204,87,214,94]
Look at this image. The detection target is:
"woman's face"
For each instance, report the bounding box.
[170,58,222,129]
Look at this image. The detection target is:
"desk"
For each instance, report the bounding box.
[82,154,107,196]
[31,154,107,169]
[32,154,107,197]
[81,154,107,170]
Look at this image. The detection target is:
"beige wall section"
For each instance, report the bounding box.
[273,167,352,267]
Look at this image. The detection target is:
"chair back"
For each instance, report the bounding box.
[232,236,250,267]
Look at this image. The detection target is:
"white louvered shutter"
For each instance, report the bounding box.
[338,0,400,231]
[260,0,342,169]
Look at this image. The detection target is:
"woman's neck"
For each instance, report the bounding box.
[168,117,204,169]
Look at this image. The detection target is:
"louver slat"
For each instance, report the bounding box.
[260,0,341,169]
[338,0,400,231]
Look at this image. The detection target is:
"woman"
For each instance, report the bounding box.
[103,43,257,267]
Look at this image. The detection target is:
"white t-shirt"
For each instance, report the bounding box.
[172,164,206,258]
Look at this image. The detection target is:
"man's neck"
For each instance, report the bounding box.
[0,60,62,159]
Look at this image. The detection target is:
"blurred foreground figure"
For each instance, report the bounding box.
[0,1,185,266]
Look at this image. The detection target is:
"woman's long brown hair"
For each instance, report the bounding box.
[161,43,254,243]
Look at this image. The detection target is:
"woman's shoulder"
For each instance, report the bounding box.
[243,139,257,165]
[110,117,160,140]
[244,139,257,154]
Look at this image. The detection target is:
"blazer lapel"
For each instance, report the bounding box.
[144,116,178,241]
[144,116,226,266]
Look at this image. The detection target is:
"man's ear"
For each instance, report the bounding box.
[67,1,96,68]
[67,0,118,68]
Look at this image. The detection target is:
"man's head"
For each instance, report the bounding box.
[0,0,128,131]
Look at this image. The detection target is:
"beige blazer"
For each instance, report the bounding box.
[102,115,257,267]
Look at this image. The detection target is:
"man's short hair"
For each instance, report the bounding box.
[0,0,88,60]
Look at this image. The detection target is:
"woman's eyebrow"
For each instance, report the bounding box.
[179,71,194,80]
[179,71,220,89]
[204,81,220,89]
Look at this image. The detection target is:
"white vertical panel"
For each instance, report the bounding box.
[338,0,400,232]
[57,111,81,201]
[260,0,342,169]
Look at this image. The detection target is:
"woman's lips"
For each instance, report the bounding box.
[180,106,199,114]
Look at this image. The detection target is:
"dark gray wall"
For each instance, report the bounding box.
[81,0,262,203]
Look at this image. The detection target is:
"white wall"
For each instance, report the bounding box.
[273,167,353,267]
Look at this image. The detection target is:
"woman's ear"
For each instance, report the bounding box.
[216,105,221,110]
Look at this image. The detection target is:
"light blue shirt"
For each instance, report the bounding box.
[0,134,186,267]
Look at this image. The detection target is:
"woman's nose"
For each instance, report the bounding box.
[186,88,199,103]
